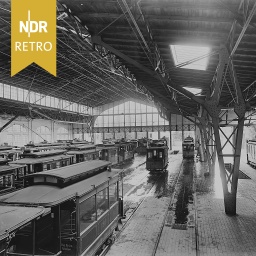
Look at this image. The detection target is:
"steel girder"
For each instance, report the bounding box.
[203,44,246,215]
[91,35,200,117]
[88,1,255,216]
[197,108,216,175]
[202,1,256,214]
[117,0,166,75]
[58,1,165,112]
[0,114,19,132]
[73,124,196,134]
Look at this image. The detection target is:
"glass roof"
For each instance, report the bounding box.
[170,45,210,71]
[183,87,202,95]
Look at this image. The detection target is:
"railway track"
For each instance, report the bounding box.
[151,159,186,256]
[99,155,188,256]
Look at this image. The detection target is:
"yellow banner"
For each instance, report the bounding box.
[11,0,56,76]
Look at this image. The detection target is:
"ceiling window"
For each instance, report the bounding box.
[183,87,201,95]
[170,45,210,71]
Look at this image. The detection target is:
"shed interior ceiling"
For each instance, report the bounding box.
[0,0,256,118]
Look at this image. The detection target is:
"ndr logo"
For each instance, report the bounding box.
[19,10,48,37]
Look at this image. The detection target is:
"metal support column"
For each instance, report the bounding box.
[181,116,184,142]
[203,46,246,215]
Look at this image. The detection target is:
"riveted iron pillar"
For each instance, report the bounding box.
[198,114,216,175]
[203,45,246,215]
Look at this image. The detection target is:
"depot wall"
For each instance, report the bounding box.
[0,116,73,146]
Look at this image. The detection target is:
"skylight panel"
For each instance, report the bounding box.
[170,45,210,71]
[183,87,201,95]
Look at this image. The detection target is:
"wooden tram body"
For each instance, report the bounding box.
[246,140,256,166]
[21,149,67,158]
[117,142,135,163]
[98,142,135,166]
[182,136,195,158]
[136,138,151,154]
[25,145,67,153]
[0,160,124,256]
[146,139,169,171]
[0,146,13,152]
[25,142,67,149]
[2,149,23,161]
[97,143,119,165]
[0,206,51,256]
[0,153,9,165]
[0,146,22,162]
[130,139,138,150]
[0,164,27,195]
[69,140,90,146]
[11,149,75,173]
[67,144,100,163]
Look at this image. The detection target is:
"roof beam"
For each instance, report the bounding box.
[77,12,234,23]
[0,114,19,132]
[230,1,256,57]
[91,35,204,105]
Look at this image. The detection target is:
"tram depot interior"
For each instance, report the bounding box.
[1,0,256,256]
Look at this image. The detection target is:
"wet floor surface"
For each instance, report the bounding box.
[107,150,256,256]
[121,153,184,216]
[107,152,186,256]
[173,159,194,226]
[194,152,256,256]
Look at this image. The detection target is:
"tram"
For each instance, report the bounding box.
[0,146,23,162]
[70,139,90,146]
[0,164,27,195]
[25,141,67,149]
[130,139,138,150]
[98,141,135,166]
[0,160,124,256]
[136,138,151,154]
[1,150,76,193]
[0,145,13,152]
[117,141,136,163]
[10,149,75,176]
[0,153,9,165]
[182,136,195,158]
[146,138,169,171]
[97,143,119,165]
[67,144,100,163]
[0,205,51,256]
[246,139,256,167]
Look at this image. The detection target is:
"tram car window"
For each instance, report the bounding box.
[182,136,195,158]
[0,160,124,256]
[146,139,169,171]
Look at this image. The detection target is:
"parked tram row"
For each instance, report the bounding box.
[0,160,125,256]
[0,140,136,196]
[0,136,198,256]
[0,139,137,255]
